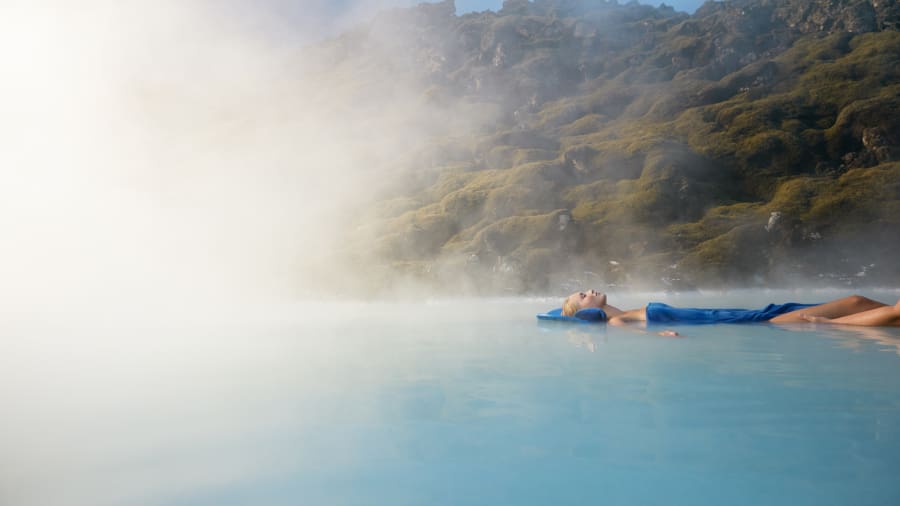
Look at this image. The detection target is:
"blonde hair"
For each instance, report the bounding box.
[562,297,579,317]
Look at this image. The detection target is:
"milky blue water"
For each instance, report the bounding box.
[2,290,900,506]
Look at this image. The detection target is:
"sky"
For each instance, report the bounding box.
[230,0,708,45]
[455,0,705,14]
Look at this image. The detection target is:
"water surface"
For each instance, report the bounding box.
[2,290,900,505]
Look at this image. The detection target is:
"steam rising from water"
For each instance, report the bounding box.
[0,1,462,313]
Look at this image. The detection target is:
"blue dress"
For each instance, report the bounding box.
[645,302,819,324]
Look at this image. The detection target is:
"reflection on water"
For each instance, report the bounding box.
[820,325,900,356]
[2,294,900,506]
[555,327,608,353]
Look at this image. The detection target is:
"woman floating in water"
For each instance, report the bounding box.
[561,290,900,327]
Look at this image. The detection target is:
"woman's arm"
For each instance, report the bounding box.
[608,307,679,336]
[607,307,647,324]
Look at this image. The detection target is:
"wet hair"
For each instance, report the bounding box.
[562,297,579,317]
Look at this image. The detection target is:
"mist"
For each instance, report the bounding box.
[0,1,474,316]
[1,5,899,505]
[3,0,896,318]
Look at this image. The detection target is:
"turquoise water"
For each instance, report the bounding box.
[2,291,900,505]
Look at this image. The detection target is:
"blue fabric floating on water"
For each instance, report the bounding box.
[538,302,822,325]
[645,302,820,324]
[537,307,607,323]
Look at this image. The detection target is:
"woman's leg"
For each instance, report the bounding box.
[802,304,900,326]
[769,295,888,323]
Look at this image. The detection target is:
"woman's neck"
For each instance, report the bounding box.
[603,304,624,317]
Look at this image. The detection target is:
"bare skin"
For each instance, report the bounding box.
[792,296,900,327]
[564,292,900,328]
[563,290,625,319]
[564,290,676,336]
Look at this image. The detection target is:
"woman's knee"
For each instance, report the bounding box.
[847,295,884,306]
[846,295,883,309]
[847,295,870,305]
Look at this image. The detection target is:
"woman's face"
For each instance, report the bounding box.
[567,289,607,311]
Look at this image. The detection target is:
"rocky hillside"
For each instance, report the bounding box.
[309,0,900,293]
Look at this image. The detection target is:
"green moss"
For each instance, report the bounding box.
[440,188,488,226]
[511,148,558,166]
[796,33,900,108]
[569,196,617,223]
[733,129,807,176]
[667,202,764,251]
[426,169,505,203]
[563,180,619,207]
[825,91,900,157]
[806,164,900,226]
[779,32,853,67]
[396,211,460,259]
[504,160,571,186]
[680,224,770,284]
[558,113,608,136]
[534,97,588,129]
[425,172,478,201]
[621,86,661,118]
[470,211,565,257]
[584,84,638,119]
[674,108,727,156]
[484,183,558,218]
[765,177,829,217]
[484,145,521,169]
